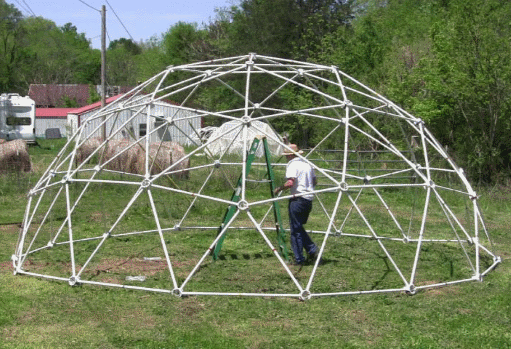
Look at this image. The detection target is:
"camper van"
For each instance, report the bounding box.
[0,93,36,144]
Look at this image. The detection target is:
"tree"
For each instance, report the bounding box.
[0,0,25,92]
[162,22,203,65]
[18,18,100,86]
[107,38,140,86]
[135,36,167,82]
[416,0,511,182]
[228,0,355,60]
[108,38,141,55]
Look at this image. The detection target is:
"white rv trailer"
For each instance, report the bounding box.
[0,93,36,143]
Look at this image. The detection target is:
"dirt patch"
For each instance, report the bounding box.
[0,261,14,273]
[420,280,461,296]
[87,212,108,223]
[349,309,369,324]
[172,298,206,324]
[84,257,168,277]
[0,224,21,233]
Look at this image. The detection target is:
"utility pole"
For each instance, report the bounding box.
[101,5,107,140]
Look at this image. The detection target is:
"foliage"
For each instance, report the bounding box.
[227,0,355,59]
[18,18,100,85]
[418,0,511,183]
[135,36,167,81]
[106,38,140,86]
[367,0,511,183]
[57,95,79,108]
[0,0,25,93]
[162,21,204,65]
[86,84,101,105]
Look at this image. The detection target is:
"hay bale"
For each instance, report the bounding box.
[163,142,190,179]
[133,142,189,178]
[76,138,102,164]
[75,138,190,178]
[132,143,172,176]
[103,139,136,173]
[0,139,32,172]
[147,143,173,175]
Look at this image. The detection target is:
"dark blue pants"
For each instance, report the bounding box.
[288,197,317,264]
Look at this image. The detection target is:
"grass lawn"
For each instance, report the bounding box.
[0,139,510,348]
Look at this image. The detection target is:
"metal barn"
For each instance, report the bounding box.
[67,95,201,145]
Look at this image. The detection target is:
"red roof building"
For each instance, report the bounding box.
[36,108,77,119]
[70,94,123,118]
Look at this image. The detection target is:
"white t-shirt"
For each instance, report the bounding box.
[285,157,316,201]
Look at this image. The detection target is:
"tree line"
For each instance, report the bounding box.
[1,0,510,183]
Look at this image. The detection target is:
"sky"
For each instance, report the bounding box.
[7,0,236,49]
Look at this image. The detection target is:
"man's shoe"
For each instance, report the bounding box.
[289,260,304,271]
[308,250,322,265]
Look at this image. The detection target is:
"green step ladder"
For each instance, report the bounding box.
[212,137,289,261]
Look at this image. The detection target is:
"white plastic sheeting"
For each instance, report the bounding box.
[204,120,283,157]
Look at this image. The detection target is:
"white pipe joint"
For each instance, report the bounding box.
[141,179,151,189]
[237,200,249,211]
[11,254,18,271]
[300,290,311,301]
[406,284,416,295]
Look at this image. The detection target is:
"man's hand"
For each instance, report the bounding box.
[274,178,295,195]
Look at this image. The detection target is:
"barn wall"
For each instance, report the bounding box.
[35,118,68,138]
[69,101,201,146]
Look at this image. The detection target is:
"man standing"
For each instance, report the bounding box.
[274,144,318,266]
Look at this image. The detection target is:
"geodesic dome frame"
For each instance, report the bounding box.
[13,54,501,300]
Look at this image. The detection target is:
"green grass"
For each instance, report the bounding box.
[0,139,510,348]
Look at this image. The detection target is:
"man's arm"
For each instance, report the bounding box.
[274,178,295,195]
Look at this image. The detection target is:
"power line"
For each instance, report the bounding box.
[77,0,101,13]
[105,0,135,42]
[13,0,32,16]
[21,0,36,16]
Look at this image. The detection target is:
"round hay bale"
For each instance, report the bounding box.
[0,139,32,172]
[163,141,190,179]
[142,143,173,176]
[76,138,102,164]
[103,139,134,173]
